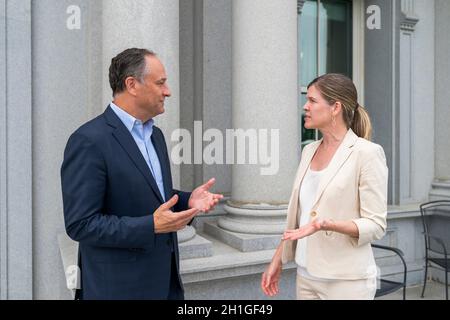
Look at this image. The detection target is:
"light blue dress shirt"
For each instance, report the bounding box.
[110,102,166,201]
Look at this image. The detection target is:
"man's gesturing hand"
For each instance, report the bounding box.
[154,195,199,234]
[189,178,224,213]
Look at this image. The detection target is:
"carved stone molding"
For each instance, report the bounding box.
[298,0,306,14]
[401,0,419,32]
[430,180,450,201]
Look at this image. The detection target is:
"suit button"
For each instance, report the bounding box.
[310,211,317,218]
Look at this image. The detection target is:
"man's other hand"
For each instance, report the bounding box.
[153,195,199,234]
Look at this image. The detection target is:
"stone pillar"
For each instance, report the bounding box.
[430,0,450,200]
[102,1,181,189]
[397,0,435,204]
[0,0,32,300]
[365,0,402,204]
[32,0,103,299]
[102,1,213,259]
[179,0,232,196]
[102,1,182,205]
[398,0,417,204]
[205,0,299,252]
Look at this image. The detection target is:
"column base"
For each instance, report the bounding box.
[429,180,450,201]
[179,234,214,260]
[203,221,281,252]
[218,202,287,234]
[178,225,213,259]
[202,202,286,252]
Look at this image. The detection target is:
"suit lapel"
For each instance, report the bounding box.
[311,129,358,208]
[104,106,165,203]
[295,141,321,191]
[286,140,321,226]
[151,130,172,201]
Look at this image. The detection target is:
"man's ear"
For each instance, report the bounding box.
[124,76,138,96]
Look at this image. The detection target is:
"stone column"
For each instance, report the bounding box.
[1,0,32,299]
[179,0,232,195]
[102,0,181,196]
[102,1,213,259]
[364,0,404,204]
[430,0,450,200]
[32,0,103,299]
[398,0,419,204]
[102,1,180,187]
[205,0,299,252]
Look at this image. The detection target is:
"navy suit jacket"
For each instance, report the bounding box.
[61,106,191,299]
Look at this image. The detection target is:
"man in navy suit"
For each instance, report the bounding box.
[61,48,223,300]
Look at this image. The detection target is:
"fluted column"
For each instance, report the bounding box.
[212,0,299,249]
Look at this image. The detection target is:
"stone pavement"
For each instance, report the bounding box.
[376,281,448,300]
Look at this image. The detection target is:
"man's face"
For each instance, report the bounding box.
[135,55,171,119]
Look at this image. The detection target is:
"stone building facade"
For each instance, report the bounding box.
[1,0,449,299]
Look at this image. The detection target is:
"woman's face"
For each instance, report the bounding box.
[303,85,334,130]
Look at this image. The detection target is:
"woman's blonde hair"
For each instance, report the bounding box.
[307,73,372,140]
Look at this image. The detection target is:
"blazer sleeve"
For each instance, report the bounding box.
[173,190,191,212]
[61,132,155,249]
[351,144,388,247]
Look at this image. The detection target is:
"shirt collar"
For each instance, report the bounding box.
[110,102,154,133]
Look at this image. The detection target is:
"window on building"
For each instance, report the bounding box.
[298,0,353,148]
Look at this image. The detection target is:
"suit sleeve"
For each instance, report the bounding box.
[351,144,388,247]
[61,132,155,249]
[173,190,191,212]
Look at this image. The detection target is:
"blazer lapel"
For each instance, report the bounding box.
[151,131,172,201]
[104,106,165,204]
[294,141,321,197]
[311,129,358,208]
[286,141,321,226]
[282,140,321,262]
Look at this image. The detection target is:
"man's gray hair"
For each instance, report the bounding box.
[109,48,156,95]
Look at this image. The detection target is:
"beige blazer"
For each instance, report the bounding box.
[282,129,388,280]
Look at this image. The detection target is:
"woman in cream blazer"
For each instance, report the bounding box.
[261,74,388,300]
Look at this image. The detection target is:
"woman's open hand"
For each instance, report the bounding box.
[282,219,333,241]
